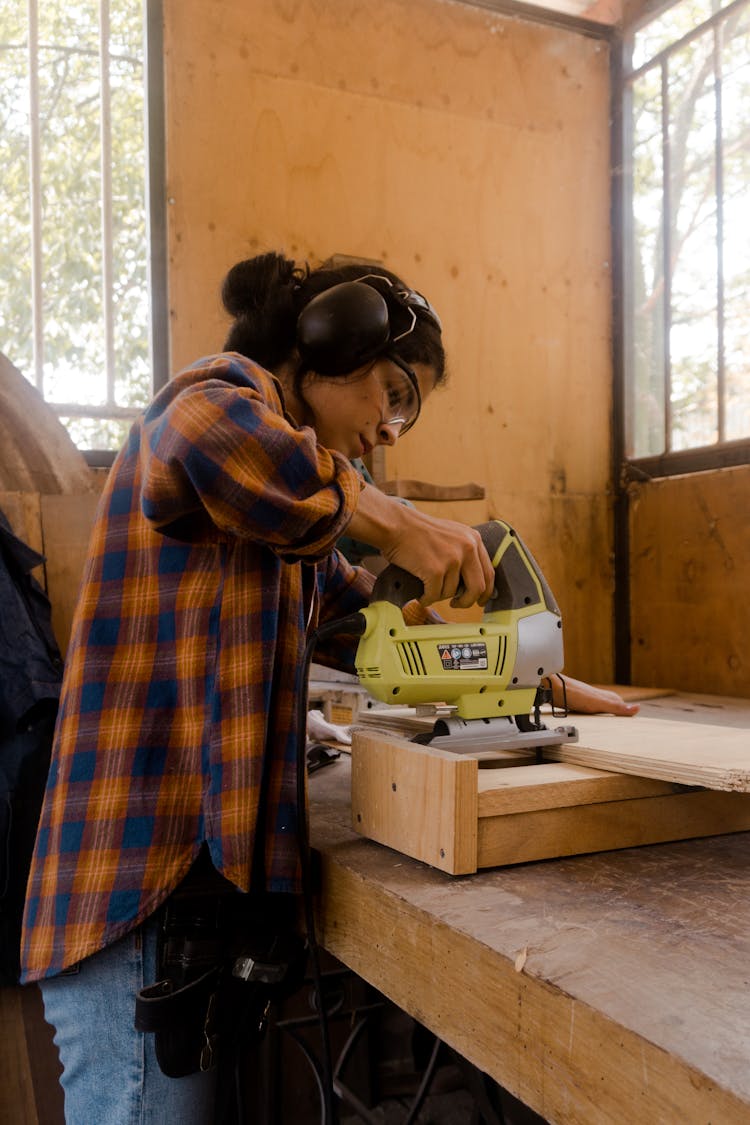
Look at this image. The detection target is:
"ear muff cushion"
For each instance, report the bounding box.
[296,282,391,376]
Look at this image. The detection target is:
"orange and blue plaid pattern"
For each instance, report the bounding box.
[21,353,371,981]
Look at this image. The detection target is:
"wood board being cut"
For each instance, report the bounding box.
[547,713,750,792]
[350,727,750,874]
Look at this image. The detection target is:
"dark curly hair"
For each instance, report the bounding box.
[221,252,446,387]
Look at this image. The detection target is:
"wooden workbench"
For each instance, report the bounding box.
[310,693,750,1124]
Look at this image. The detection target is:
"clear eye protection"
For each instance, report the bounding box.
[375,356,422,435]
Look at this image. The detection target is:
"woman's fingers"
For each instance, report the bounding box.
[410,521,494,607]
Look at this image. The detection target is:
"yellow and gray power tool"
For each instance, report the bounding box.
[354,520,578,753]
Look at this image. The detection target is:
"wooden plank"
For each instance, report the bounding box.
[0,988,38,1125]
[476,761,680,817]
[477,789,750,867]
[548,713,750,791]
[351,731,478,874]
[40,492,100,655]
[381,479,485,501]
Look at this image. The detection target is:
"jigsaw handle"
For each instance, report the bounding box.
[370,520,559,614]
[369,522,508,608]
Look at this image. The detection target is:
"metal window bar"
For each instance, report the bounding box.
[99,0,116,407]
[145,0,169,394]
[27,0,44,393]
[714,21,726,444]
[660,57,672,453]
[619,40,636,462]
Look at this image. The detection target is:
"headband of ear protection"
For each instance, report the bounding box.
[295,275,441,377]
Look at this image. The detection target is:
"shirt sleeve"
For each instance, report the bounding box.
[309,549,373,674]
[311,553,445,674]
[138,355,363,561]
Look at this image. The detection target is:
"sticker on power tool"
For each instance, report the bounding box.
[437,643,488,671]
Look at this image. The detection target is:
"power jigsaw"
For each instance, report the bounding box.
[354,520,578,753]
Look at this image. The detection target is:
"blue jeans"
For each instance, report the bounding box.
[39,912,217,1125]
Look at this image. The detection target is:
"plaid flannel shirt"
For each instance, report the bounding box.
[21,353,373,982]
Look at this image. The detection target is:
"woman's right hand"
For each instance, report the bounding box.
[345,483,495,608]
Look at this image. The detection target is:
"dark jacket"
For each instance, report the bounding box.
[0,509,62,984]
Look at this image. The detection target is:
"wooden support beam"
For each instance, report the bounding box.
[381,480,485,502]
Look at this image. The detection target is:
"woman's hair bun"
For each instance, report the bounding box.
[221,252,307,369]
[221,252,300,317]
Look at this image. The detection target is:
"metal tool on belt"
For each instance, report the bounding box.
[354,519,578,753]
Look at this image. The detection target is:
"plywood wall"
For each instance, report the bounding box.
[162,0,614,682]
[629,466,750,697]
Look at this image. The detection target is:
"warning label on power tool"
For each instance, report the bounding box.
[437,643,488,671]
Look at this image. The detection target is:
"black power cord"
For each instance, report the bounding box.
[294,612,366,1125]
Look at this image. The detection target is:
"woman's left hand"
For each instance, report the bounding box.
[552,676,640,716]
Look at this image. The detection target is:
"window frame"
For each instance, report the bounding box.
[619,0,750,480]
[17,0,168,468]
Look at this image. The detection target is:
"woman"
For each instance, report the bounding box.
[21,253,498,1123]
[22,252,634,1123]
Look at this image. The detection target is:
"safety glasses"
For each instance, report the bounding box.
[375,356,422,435]
[350,273,439,435]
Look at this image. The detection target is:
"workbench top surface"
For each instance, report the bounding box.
[309,692,750,1124]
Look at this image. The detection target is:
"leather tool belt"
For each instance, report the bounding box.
[134,852,305,1078]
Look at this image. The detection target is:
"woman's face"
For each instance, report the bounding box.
[301,359,436,459]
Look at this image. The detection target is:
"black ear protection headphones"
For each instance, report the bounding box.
[295,274,441,377]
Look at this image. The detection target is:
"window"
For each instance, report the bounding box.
[0,0,165,459]
[622,0,750,472]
